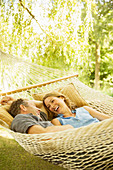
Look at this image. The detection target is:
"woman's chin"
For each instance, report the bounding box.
[54,112,59,117]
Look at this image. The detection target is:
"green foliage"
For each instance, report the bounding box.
[87,0,113,88]
[0,0,113,94]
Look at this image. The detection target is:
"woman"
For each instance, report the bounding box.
[43,92,111,128]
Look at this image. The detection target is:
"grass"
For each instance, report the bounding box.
[0,136,65,170]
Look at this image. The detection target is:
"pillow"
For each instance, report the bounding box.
[32,83,88,109]
[58,83,88,107]
[0,105,13,128]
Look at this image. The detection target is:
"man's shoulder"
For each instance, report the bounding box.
[13,113,33,121]
[40,111,48,121]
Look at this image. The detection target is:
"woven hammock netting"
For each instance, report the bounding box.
[0,49,113,170]
[0,49,72,96]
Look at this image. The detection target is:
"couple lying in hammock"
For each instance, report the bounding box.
[1,92,111,134]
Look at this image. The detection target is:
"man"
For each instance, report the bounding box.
[9,98,73,134]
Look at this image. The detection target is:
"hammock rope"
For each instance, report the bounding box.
[0,74,78,96]
[0,50,113,170]
[1,117,113,170]
[0,76,113,169]
[0,49,72,93]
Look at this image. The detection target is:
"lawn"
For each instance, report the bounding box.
[0,135,65,170]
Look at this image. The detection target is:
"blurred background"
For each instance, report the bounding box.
[0,0,113,96]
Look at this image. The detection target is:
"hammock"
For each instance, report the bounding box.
[0,50,113,169]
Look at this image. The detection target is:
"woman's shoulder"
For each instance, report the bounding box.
[76,107,90,115]
[51,118,61,125]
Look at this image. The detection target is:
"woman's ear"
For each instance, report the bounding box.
[20,104,27,112]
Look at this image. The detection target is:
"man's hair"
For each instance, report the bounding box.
[9,98,28,117]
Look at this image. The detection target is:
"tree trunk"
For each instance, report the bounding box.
[95,43,100,90]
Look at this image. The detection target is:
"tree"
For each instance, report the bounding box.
[88,0,113,89]
[0,0,113,93]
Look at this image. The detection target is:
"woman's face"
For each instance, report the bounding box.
[44,96,70,115]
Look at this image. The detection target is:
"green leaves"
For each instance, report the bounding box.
[0,0,113,93]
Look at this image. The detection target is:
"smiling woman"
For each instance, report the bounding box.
[44,95,71,116]
[43,91,111,128]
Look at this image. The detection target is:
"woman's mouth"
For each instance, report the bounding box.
[54,106,59,112]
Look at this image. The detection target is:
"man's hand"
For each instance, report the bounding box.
[0,96,15,105]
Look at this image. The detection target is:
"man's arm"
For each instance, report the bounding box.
[0,96,15,105]
[27,124,73,134]
[11,114,74,134]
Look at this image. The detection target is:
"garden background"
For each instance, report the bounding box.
[0,0,113,96]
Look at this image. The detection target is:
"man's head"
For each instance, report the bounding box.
[9,98,41,118]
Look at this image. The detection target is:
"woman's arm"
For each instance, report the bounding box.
[51,118,62,125]
[83,106,111,121]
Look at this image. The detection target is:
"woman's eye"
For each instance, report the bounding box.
[51,100,54,103]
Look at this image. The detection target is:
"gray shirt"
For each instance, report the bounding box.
[11,112,53,133]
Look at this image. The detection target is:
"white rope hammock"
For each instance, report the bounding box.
[0,50,113,169]
[0,49,71,93]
